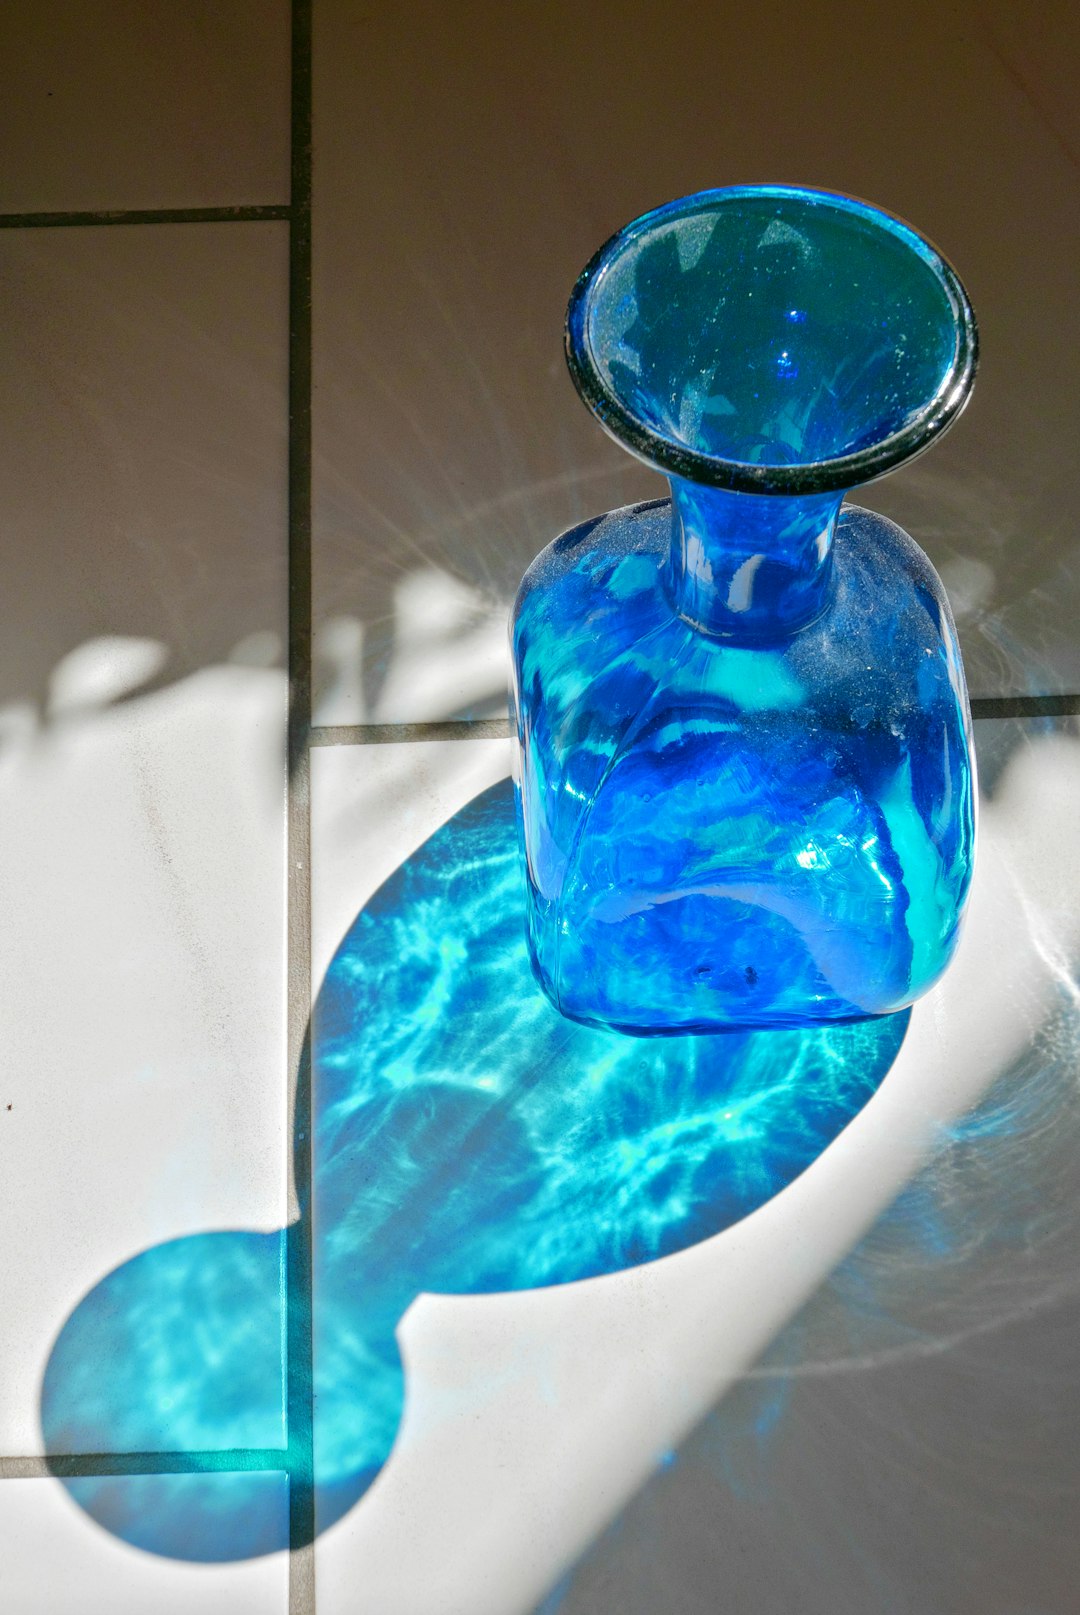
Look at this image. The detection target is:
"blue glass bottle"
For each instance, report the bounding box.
[511,186,978,1034]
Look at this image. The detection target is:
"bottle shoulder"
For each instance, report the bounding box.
[516,497,945,610]
[513,497,967,721]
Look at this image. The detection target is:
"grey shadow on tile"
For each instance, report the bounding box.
[313,0,1080,722]
[0,223,289,741]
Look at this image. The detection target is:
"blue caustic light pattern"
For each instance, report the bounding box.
[64,1472,289,1564]
[517,187,978,1034]
[42,780,907,1559]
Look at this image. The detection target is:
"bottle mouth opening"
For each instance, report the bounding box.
[565,186,978,497]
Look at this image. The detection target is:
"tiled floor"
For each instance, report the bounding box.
[2,3,1078,1613]
[312,0,1080,723]
[0,1474,289,1615]
[308,719,1080,1615]
[0,1,291,213]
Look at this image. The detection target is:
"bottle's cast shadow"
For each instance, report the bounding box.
[41,780,908,1560]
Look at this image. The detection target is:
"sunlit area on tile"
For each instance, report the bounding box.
[0,214,290,1465]
[39,758,906,1557]
[305,718,1079,1613]
[548,721,1080,1615]
[0,658,289,1456]
[3,0,1079,1607]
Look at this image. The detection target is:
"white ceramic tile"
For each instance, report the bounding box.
[0,1476,287,1615]
[0,223,289,711]
[313,0,1080,722]
[558,1290,1080,1615]
[309,721,1080,1614]
[311,739,513,991]
[555,736,1080,1615]
[0,224,289,1454]
[0,0,290,212]
[977,0,1080,176]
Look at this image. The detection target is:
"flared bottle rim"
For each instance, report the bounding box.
[565,184,979,497]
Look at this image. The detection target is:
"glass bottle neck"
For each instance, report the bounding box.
[662,476,843,640]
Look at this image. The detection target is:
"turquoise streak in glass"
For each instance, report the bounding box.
[513,187,978,1034]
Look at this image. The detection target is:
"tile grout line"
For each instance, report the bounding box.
[0,10,1074,1564]
[311,717,514,745]
[0,4,325,1564]
[1,666,1073,1484]
[308,696,1080,751]
[285,0,315,1609]
[0,205,290,228]
[0,1452,288,1480]
[969,693,1080,719]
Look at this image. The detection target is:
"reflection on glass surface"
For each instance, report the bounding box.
[570,188,973,490]
[514,501,976,1033]
[41,781,903,1558]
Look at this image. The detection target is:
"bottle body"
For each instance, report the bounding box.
[511,497,975,1034]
